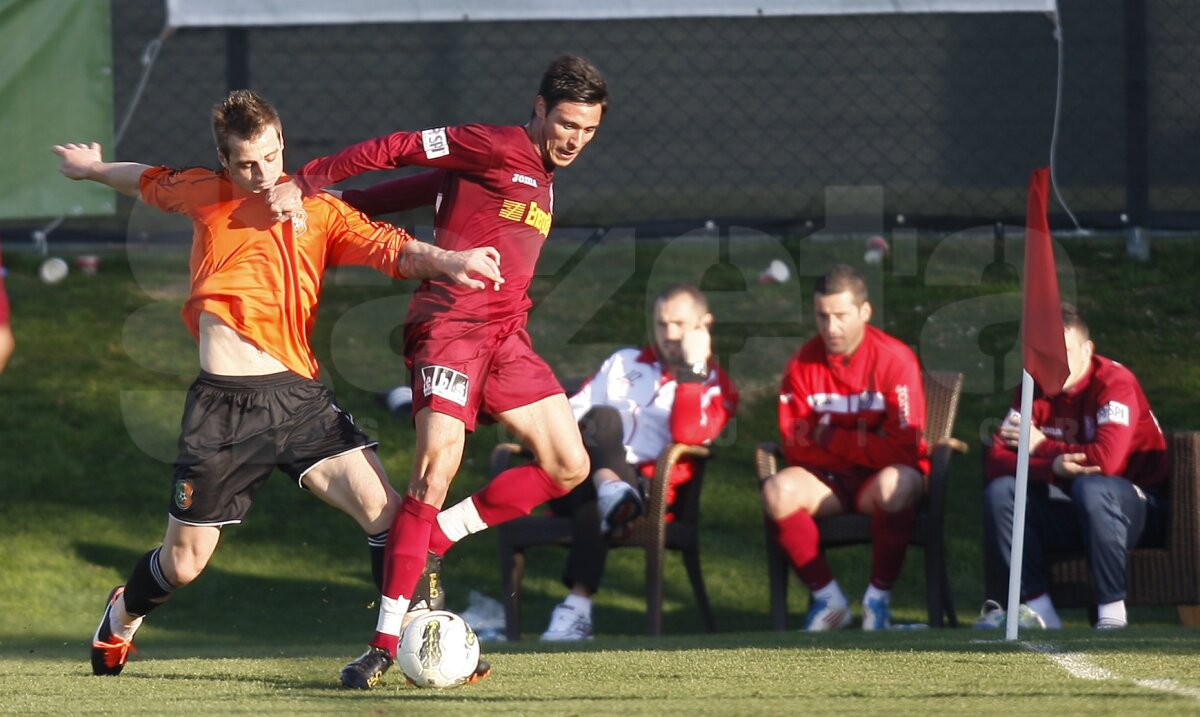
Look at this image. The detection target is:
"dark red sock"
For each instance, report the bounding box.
[774,509,833,591]
[370,496,438,655]
[869,505,916,590]
[428,521,452,557]
[473,463,568,526]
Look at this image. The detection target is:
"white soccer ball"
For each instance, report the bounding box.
[398,610,481,689]
[39,257,69,284]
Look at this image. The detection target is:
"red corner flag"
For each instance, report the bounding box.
[1022,167,1069,396]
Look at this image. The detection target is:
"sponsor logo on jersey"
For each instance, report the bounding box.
[1097,400,1131,427]
[174,479,194,511]
[808,391,886,414]
[896,384,911,428]
[421,365,469,406]
[421,127,450,160]
[496,199,552,237]
[511,172,538,188]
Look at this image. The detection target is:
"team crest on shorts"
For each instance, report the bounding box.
[421,365,469,406]
[174,479,194,511]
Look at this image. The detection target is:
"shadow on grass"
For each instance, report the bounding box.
[72,542,381,644]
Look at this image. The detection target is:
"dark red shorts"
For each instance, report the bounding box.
[404,317,563,431]
[810,466,880,512]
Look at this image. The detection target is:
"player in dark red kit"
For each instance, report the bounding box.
[272,55,607,688]
[759,264,928,632]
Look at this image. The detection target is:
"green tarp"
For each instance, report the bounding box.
[0,0,114,219]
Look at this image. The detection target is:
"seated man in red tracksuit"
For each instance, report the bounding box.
[760,264,928,631]
[981,303,1167,630]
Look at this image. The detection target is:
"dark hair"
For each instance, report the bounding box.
[814,264,868,305]
[538,55,609,115]
[211,89,282,159]
[657,282,708,312]
[1062,302,1090,339]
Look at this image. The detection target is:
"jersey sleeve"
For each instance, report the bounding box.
[823,351,928,471]
[317,195,415,279]
[670,366,738,446]
[294,125,499,195]
[1032,373,1141,477]
[570,352,621,422]
[341,169,445,216]
[138,166,207,214]
[984,401,1057,483]
[778,357,825,466]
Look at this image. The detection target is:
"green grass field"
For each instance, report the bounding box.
[1,229,1199,714]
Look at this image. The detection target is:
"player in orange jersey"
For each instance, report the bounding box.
[53,89,501,677]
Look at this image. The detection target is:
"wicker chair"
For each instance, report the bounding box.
[983,431,1200,627]
[755,370,967,629]
[495,441,717,639]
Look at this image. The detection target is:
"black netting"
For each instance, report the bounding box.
[60,1,1200,234]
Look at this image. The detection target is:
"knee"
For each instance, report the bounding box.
[365,487,402,534]
[1069,475,1109,507]
[761,473,800,520]
[579,406,623,445]
[877,467,923,512]
[983,476,1016,511]
[546,444,591,489]
[160,550,206,587]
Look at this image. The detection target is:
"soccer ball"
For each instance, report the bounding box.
[397,610,481,688]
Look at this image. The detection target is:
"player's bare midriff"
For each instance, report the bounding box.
[197,311,289,376]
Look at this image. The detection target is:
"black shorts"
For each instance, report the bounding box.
[169,371,376,526]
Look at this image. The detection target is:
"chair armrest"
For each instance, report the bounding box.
[652,443,711,481]
[941,437,969,455]
[755,442,783,483]
[925,437,965,513]
[646,443,712,519]
[488,442,530,479]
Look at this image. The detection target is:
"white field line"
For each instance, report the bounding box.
[1025,642,1200,703]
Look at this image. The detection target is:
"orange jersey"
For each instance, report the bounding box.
[139,166,413,379]
[0,242,9,326]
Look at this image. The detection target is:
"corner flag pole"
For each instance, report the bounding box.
[1008,167,1069,641]
[1005,371,1036,641]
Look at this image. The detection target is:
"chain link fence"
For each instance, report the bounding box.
[49,1,1200,235]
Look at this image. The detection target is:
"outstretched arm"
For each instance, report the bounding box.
[399,242,504,291]
[52,143,149,198]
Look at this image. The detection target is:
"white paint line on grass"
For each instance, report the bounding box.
[1134,679,1200,701]
[1024,642,1200,704]
[1024,643,1114,680]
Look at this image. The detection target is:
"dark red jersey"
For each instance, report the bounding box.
[296,124,554,325]
[985,354,1168,490]
[778,324,929,475]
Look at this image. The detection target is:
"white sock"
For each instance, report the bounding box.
[863,584,891,605]
[1097,600,1127,624]
[436,497,488,544]
[109,593,143,642]
[813,580,848,607]
[563,593,592,617]
[376,595,412,637]
[1025,594,1062,629]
